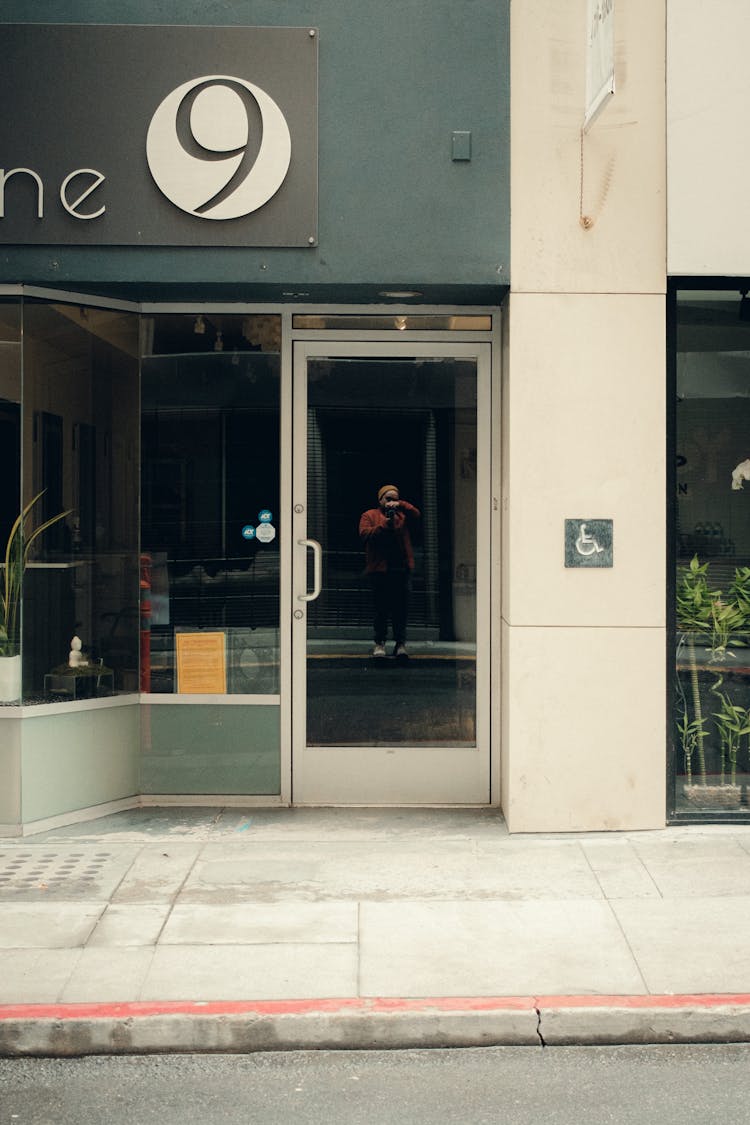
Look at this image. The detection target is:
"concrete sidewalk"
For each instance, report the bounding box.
[2,807,750,1054]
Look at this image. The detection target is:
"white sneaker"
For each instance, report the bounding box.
[372,643,386,658]
[394,643,408,659]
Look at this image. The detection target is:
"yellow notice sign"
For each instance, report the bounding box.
[175,632,227,694]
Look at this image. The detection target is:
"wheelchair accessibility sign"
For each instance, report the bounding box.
[564,519,613,568]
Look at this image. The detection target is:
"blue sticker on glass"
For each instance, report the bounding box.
[242,525,256,540]
[258,509,273,523]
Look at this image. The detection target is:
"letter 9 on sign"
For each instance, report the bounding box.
[146,75,291,220]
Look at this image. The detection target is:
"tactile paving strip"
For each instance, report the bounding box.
[0,850,128,899]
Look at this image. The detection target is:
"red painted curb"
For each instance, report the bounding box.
[1,994,750,1022]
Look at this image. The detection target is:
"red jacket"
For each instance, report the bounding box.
[358,501,421,573]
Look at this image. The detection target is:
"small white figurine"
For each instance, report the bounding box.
[68,636,88,668]
[731,459,750,490]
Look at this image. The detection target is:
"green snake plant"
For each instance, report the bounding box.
[0,491,72,657]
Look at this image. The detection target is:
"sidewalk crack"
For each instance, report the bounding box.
[579,842,651,994]
[534,1006,546,1048]
[152,839,204,946]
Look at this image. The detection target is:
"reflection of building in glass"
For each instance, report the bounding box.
[141,316,282,695]
[305,359,476,644]
[0,302,140,699]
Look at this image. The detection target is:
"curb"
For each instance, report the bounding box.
[2,995,750,1056]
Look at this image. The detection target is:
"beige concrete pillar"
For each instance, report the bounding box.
[503,0,666,830]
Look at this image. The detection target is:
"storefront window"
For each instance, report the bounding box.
[0,299,22,704]
[141,314,281,696]
[18,302,140,702]
[0,299,143,702]
[1,298,139,705]
[673,287,750,816]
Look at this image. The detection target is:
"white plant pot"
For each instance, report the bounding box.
[0,654,21,702]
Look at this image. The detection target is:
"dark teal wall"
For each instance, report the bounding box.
[1,2,509,300]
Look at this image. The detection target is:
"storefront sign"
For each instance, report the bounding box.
[584,0,615,130]
[0,25,318,246]
[564,519,613,568]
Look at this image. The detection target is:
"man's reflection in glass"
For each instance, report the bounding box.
[358,484,421,660]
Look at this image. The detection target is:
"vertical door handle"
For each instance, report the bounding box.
[298,538,323,601]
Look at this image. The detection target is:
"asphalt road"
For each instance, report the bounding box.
[1,1045,749,1124]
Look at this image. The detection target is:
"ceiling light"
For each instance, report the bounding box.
[378,290,423,299]
[194,314,206,335]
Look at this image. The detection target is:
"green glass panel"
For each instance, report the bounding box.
[141,703,280,795]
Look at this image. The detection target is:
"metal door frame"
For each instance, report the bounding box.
[289,337,495,805]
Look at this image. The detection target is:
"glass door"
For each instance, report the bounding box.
[292,341,491,804]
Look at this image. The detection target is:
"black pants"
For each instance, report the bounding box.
[371,570,410,645]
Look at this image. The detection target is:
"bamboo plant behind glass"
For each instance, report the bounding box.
[676,556,750,806]
[0,491,72,700]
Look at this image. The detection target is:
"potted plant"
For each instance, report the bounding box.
[709,675,750,804]
[676,555,750,808]
[675,556,718,791]
[0,491,72,702]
